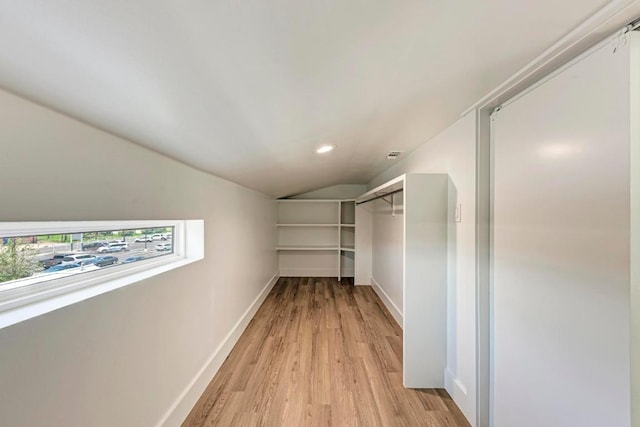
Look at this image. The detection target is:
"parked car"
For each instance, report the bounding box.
[59,254,97,266]
[134,236,152,243]
[91,256,119,267]
[97,242,129,253]
[43,263,83,273]
[40,253,74,269]
[155,243,172,251]
[122,256,145,264]
[151,234,168,241]
[81,241,108,251]
[38,263,100,275]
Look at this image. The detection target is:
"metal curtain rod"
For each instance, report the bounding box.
[355,188,404,206]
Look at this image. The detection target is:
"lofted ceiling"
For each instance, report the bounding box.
[0,1,635,197]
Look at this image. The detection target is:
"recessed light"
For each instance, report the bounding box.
[315,144,336,154]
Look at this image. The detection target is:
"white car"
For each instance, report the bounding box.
[97,242,129,253]
[58,253,97,266]
[155,243,172,251]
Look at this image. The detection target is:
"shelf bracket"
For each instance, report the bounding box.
[391,193,396,217]
[355,188,404,206]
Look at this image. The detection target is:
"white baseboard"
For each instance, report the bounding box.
[370,277,403,326]
[279,267,338,277]
[444,367,473,425]
[278,268,355,278]
[156,270,280,427]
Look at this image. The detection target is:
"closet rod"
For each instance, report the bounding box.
[355,188,404,206]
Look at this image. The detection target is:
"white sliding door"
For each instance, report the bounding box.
[491,36,633,427]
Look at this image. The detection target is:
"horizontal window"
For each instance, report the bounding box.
[1,225,176,291]
[0,220,204,329]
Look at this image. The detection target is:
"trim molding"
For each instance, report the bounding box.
[445,368,473,425]
[445,367,468,396]
[279,268,353,277]
[370,276,403,326]
[462,0,640,115]
[156,270,280,427]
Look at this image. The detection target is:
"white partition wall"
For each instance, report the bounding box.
[355,203,373,287]
[366,114,477,423]
[356,173,448,388]
[404,174,449,387]
[491,34,637,427]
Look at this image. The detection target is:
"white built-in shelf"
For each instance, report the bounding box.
[277,199,345,203]
[277,246,340,251]
[277,223,340,227]
[355,175,404,203]
[276,198,356,279]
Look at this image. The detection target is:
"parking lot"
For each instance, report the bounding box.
[0,234,174,291]
[35,237,173,268]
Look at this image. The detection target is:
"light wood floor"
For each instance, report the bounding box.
[183,277,470,427]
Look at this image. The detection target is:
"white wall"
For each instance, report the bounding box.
[354,203,372,286]
[0,89,278,426]
[491,37,632,427]
[368,113,477,424]
[632,31,640,427]
[370,195,404,317]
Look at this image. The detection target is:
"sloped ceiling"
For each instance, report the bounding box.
[0,1,633,196]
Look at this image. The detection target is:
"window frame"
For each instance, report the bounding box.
[0,220,204,329]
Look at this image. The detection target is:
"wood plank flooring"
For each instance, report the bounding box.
[183,277,470,427]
